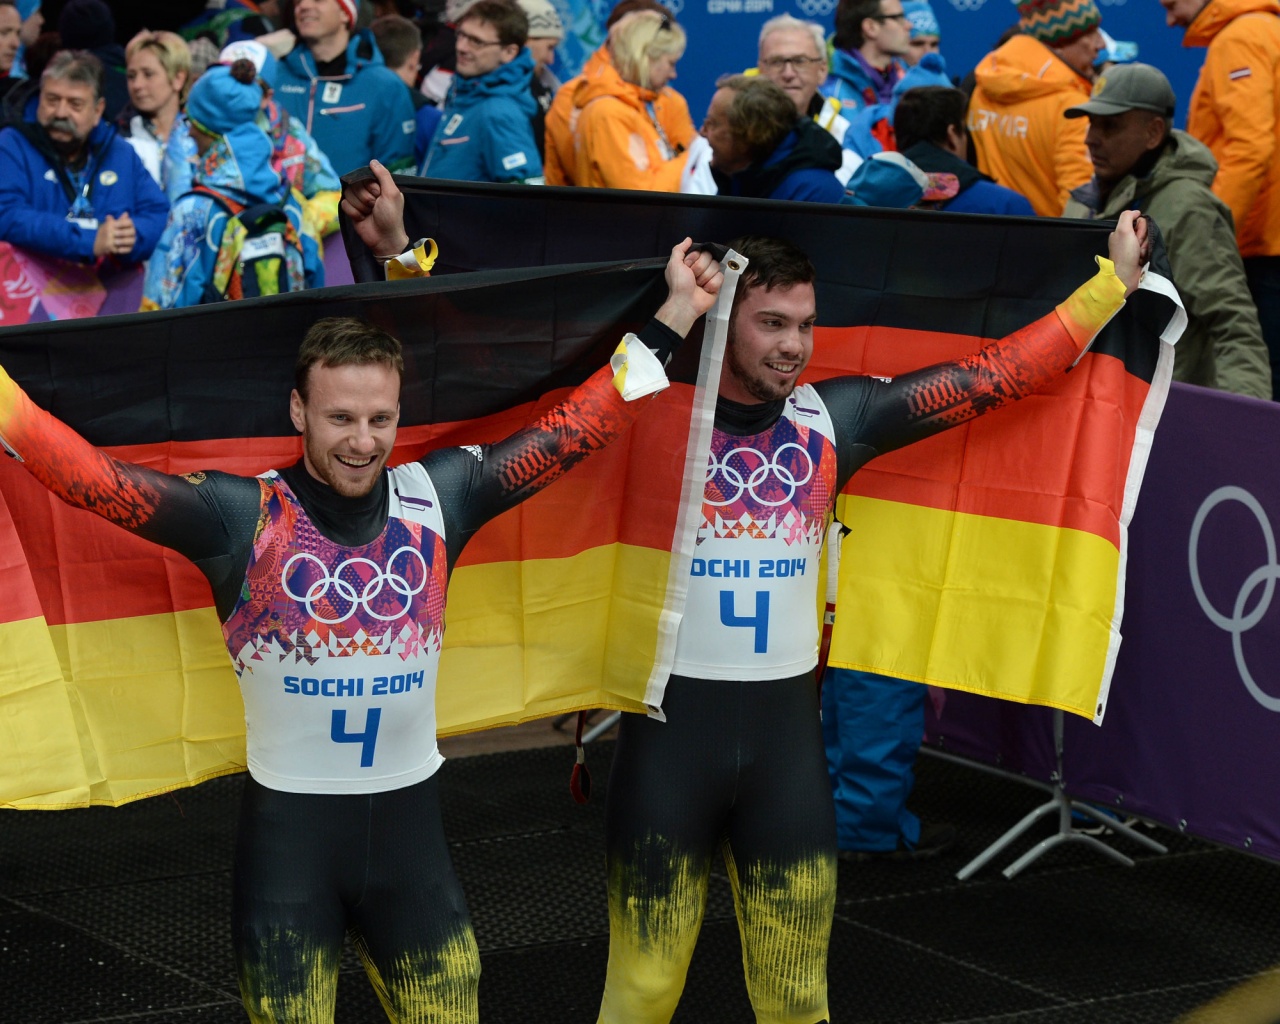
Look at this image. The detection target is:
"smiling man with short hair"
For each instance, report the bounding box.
[419,0,544,183]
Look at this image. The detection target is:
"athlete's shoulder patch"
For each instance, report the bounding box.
[182,471,208,485]
[461,444,483,461]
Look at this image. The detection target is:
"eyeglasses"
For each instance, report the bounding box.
[871,11,911,22]
[455,28,503,48]
[760,56,826,71]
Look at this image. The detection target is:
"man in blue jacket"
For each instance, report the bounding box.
[272,0,415,177]
[822,0,910,113]
[419,0,543,183]
[0,50,168,268]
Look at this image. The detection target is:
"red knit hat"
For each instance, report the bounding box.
[335,0,359,27]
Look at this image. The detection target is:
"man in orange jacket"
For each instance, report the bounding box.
[967,0,1105,216]
[1164,0,1280,399]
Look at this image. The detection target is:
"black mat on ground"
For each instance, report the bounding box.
[2,742,1278,1023]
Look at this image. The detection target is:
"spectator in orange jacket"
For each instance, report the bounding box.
[568,10,696,191]
[544,0,682,185]
[1164,0,1280,398]
[967,0,1105,215]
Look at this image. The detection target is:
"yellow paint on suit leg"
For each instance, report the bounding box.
[598,835,712,1024]
[238,929,341,1023]
[724,844,837,1024]
[356,924,482,1024]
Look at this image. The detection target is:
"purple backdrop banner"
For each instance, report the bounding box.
[927,382,1280,862]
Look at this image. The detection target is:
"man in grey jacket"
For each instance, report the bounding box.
[1062,62,1271,399]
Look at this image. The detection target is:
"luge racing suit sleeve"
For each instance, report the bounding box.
[423,331,669,563]
[0,365,260,615]
[816,257,1128,487]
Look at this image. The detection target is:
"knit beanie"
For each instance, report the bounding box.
[186,59,263,137]
[335,0,360,27]
[516,0,565,39]
[1015,0,1101,47]
[220,40,279,89]
[902,0,940,40]
[59,0,115,50]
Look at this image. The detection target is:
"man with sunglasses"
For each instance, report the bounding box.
[419,0,544,183]
[821,0,912,114]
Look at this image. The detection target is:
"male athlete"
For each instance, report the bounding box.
[0,171,722,1020]
[597,213,1147,1023]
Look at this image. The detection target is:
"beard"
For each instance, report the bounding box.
[724,340,796,404]
[43,118,86,158]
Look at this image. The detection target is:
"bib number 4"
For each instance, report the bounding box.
[720,590,769,653]
[331,708,381,767]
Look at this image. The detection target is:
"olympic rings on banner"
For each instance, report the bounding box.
[797,0,837,16]
[1189,486,1280,711]
[705,443,815,507]
[282,547,428,625]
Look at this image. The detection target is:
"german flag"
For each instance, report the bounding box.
[352,179,1184,722]
[0,260,732,809]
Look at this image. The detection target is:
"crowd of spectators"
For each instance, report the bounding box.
[0,0,1275,403]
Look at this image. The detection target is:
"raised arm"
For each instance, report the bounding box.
[819,213,1143,479]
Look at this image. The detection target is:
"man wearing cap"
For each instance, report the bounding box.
[517,0,563,160]
[902,0,940,66]
[1063,63,1271,398]
[967,0,1104,216]
[1162,0,1280,400]
[419,0,543,183]
[273,0,416,177]
[0,49,169,271]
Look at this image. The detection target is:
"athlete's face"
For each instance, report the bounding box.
[290,361,401,498]
[721,280,817,404]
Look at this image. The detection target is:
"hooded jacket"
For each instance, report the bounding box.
[545,45,694,187]
[1064,130,1271,398]
[968,33,1093,216]
[259,98,340,237]
[713,117,845,203]
[420,49,543,183]
[0,118,169,265]
[1183,0,1280,257]
[273,29,416,177]
[142,123,323,310]
[821,48,904,114]
[569,56,694,191]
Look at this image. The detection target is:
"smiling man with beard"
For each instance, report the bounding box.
[0,49,168,269]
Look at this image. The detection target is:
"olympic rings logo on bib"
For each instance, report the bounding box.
[706,443,815,508]
[282,548,428,625]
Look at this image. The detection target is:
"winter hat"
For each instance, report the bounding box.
[186,59,263,137]
[220,40,279,89]
[1015,0,1101,47]
[841,152,930,209]
[903,0,940,39]
[59,0,115,50]
[516,0,564,39]
[1093,27,1138,69]
[335,0,360,27]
